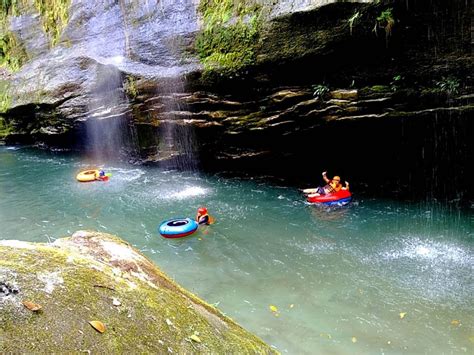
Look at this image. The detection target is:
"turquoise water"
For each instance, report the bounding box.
[0,146,473,354]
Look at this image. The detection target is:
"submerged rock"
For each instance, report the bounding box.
[0,231,275,353]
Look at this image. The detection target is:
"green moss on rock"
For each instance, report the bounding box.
[33,0,71,46]
[0,81,11,113]
[0,231,276,353]
[0,30,28,72]
[195,0,262,75]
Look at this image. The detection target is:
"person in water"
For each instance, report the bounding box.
[305,171,349,197]
[96,170,107,181]
[196,207,212,225]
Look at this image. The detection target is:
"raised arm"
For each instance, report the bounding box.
[322,171,330,183]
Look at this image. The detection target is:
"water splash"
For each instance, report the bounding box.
[155,84,199,171]
[169,186,207,200]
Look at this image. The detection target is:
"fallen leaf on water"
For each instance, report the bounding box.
[22,301,42,312]
[399,312,407,319]
[89,320,106,333]
[320,333,332,339]
[190,334,202,343]
[450,320,460,326]
[352,336,357,343]
[269,305,278,312]
[468,336,474,343]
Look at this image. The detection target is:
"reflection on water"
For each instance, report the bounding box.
[0,147,473,354]
[309,203,352,222]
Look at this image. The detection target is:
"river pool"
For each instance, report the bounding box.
[0,146,472,354]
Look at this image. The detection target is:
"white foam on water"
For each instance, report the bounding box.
[83,167,146,184]
[168,186,207,200]
[380,236,472,265]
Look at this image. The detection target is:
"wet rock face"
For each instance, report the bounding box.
[3,0,202,133]
[0,232,275,353]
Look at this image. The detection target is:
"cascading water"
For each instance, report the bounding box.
[84,63,133,162]
[80,0,200,169]
[155,82,199,171]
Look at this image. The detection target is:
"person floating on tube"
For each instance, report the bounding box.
[303,171,349,198]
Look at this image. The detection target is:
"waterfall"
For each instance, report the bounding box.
[84,63,134,162]
[80,0,198,168]
[155,80,199,171]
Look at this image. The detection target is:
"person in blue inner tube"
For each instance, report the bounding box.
[305,171,349,198]
[196,207,212,225]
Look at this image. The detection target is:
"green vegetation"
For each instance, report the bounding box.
[373,8,395,45]
[0,0,27,71]
[0,117,12,139]
[312,84,330,100]
[348,11,360,36]
[33,0,71,46]
[0,31,27,71]
[1,0,13,14]
[124,75,138,99]
[390,74,403,92]
[0,80,11,112]
[0,0,70,72]
[435,76,460,96]
[195,0,262,75]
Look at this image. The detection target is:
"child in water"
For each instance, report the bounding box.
[196,207,213,225]
[96,170,108,181]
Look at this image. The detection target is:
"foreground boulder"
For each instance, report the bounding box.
[0,231,275,353]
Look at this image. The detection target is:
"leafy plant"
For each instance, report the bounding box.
[312,84,330,99]
[0,31,28,71]
[33,0,71,46]
[435,77,460,96]
[390,75,403,92]
[373,8,395,46]
[0,82,11,113]
[348,11,360,36]
[0,0,17,15]
[124,75,138,99]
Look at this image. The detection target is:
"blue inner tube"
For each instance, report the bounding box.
[159,218,198,238]
[321,196,352,206]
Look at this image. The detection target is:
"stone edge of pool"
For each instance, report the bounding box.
[0,230,277,354]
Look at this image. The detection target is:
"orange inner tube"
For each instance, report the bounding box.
[76,170,99,182]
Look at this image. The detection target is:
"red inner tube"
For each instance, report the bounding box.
[307,189,352,203]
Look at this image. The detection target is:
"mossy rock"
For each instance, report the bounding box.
[0,231,276,353]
